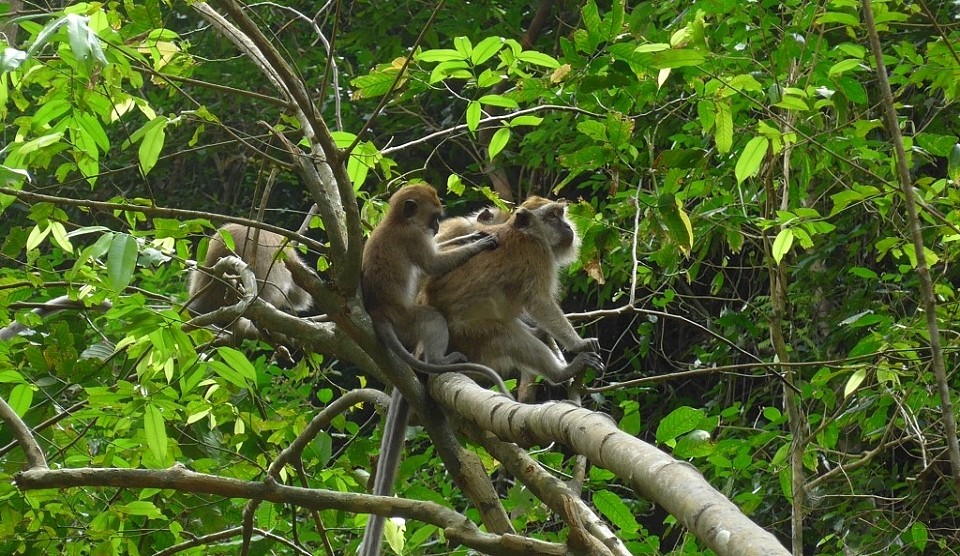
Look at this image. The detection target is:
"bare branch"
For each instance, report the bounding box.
[14,463,558,555]
[0,394,46,469]
[431,374,791,556]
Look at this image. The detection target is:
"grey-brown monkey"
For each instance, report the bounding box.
[424,201,603,395]
[434,196,590,400]
[186,223,313,342]
[359,184,507,556]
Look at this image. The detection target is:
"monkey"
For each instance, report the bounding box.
[423,201,604,399]
[186,223,314,342]
[434,196,588,400]
[359,184,508,556]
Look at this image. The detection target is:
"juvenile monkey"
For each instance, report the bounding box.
[424,202,603,393]
[359,184,506,556]
[187,223,313,341]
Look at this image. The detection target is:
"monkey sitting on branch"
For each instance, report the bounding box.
[359,183,510,556]
[186,223,315,345]
[434,195,592,401]
[424,198,603,400]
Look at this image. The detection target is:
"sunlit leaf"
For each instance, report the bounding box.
[488,127,511,160]
[735,136,768,183]
[593,490,640,533]
[771,228,794,264]
[143,404,168,462]
[107,233,138,292]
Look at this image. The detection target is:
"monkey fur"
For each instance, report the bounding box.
[186,223,313,341]
[359,184,506,556]
[424,201,603,391]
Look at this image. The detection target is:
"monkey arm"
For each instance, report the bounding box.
[525,295,600,354]
[419,235,496,276]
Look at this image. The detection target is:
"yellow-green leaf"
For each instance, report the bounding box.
[843,368,866,398]
[488,127,511,160]
[144,404,168,462]
[715,100,732,154]
[735,136,768,183]
[772,228,794,264]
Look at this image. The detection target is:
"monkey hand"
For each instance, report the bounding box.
[569,351,604,374]
[569,336,601,353]
[470,231,498,250]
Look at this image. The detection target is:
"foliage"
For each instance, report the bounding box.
[2,0,960,554]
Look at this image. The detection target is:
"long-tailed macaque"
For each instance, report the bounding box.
[359,184,506,556]
[435,196,590,400]
[424,201,603,393]
[186,223,313,341]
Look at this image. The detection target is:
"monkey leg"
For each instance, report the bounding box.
[410,305,468,365]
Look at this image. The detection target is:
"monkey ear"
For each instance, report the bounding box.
[477,208,495,223]
[514,208,532,229]
[403,198,419,219]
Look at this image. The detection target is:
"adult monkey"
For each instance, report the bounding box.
[435,196,587,400]
[186,223,314,342]
[424,201,603,397]
[359,184,508,556]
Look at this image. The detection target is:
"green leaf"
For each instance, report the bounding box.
[216,346,257,383]
[652,49,704,69]
[592,490,640,534]
[143,404,168,462]
[417,49,464,62]
[471,36,503,65]
[26,223,51,252]
[429,60,471,83]
[488,127,511,160]
[446,174,464,196]
[774,95,809,111]
[771,228,794,264]
[816,11,860,26]
[208,360,251,389]
[906,521,928,551]
[16,132,65,156]
[107,233,138,292]
[7,384,34,417]
[843,368,866,398]
[466,101,481,132]
[735,136,768,183]
[656,406,704,444]
[916,133,958,157]
[478,94,518,109]
[658,194,693,256]
[454,36,472,58]
[0,370,26,384]
[576,119,606,142]
[49,221,73,253]
[949,144,960,182]
[515,51,560,68]
[350,71,400,99]
[508,115,543,127]
[138,117,168,175]
[829,59,862,77]
[635,43,669,53]
[118,501,163,519]
[714,100,732,154]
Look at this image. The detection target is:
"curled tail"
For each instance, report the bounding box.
[373,320,512,399]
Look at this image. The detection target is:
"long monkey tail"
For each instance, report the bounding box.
[358,389,409,556]
[373,320,513,399]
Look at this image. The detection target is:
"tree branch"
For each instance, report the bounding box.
[431,374,791,556]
